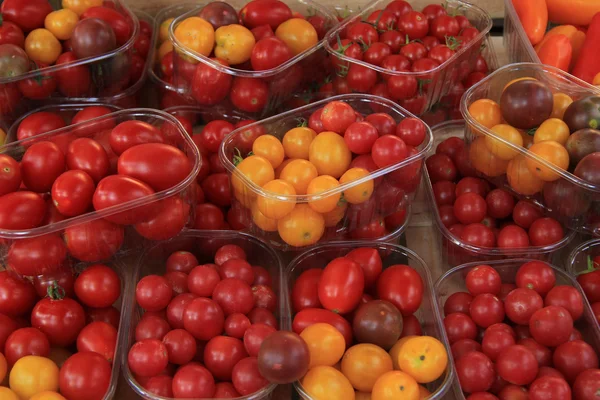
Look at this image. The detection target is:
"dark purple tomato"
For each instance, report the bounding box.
[352,300,402,350]
[257,331,309,384]
[500,80,553,130]
[198,1,239,29]
[71,18,117,59]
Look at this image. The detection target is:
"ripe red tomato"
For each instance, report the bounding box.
[426,153,457,183]
[213,278,255,316]
[528,218,564,246]
[66,138,110,184]
[552,340,599,383]
[529,306,573,347]
[76,321,117,362]
[496,344,539,386]
[191,58,232,106]
[128,338,169,377]
[512,201,543,229]
[460,223,496,248]
[33,266,75,299]
[64,219,124,262]
[529,376,572,400]
[444,292,473,315]
[452,338,481,360]
[7,234,67,277]
[371,134,408,168]
[317,257,364,314]
[469,293,505,328]
[230,77,269,113]
[74,264,121,309]
[516,261,556,296]
[220,258,254,285]
[0,271,35,318]
[224,313,252,339]
[194,203,225,230]
[172,362,216,398]
[135,315,170,341]
[444,312,477,344]
[377,264,423,315]
[291,269,322,313]
[518,337,552,368]
[482,329,515,362]
[55,52,91,97]
[544,285,584,321]
[497,225,530,248]
[345,247,383,289]
[456,351,495,393]
[4,327,50,366]
[162,329,197,365]
[320,101,356,133]
[453,193,487,225]
[252,285,276,312]
[110,121,164,156]
[504,288,543,325]
[204,335,248,381]
[167,251,198,273]
[51,170,95,217]
[20,141,66,193]
[60,351,112,400]
[232,357,269,395]
[31,296,86,347]
[166,293,196,330]
[573,369,600,400]
[136,275,172,312]
[93,175,157,225]
[430,15,460,40]
[466,265,501,295]
[183,297,225,341]
[134,196,190,241]
[399,11,429,39]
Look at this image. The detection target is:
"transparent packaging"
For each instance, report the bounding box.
[567,238,600,276]
[502,0,541,65]
[219,94,431,250]
[168,0,337,117]
[122,229,287,400]
[0,0,140,125]
[323,0,492,116]
[286,241,454,400]
[424,120,575,268]
[435,259,600,399]
[460,62,600,235]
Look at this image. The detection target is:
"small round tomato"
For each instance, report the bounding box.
[528,218,564,246]
[341,343,393,392]
[468,99,502,129]
[251,36,291,70]
[469,293,505,328]
[553,340,599,383]
[174,17,214,57]
[9,356,59,400]
[455,351,495,393]
[4,327,50,366]
[529,306,573,347]
[76,321,117,362]
[74,264,120,309]
[64,219,124,262]
[21,141,66,193]
[344,121,379,155]
[496,344,539,386]
[505,288,543,325]
[301,323,345,369]
[466,265,501,295]
[306,175,341,213]
[309,131,352,178]
[398,11,429,39]
[45,9,78,40]
[371,370,419,400]
[172,362,215,398]
[51,170,95,217]
[444,312,477,344]
[302,366,355,399]
[215,24,255,65]
[516,261,556,296]
[526,141,569,182]
[128,339,169,378]
[377,264,423,316]
[230,77,269,113]
[372,135,408,169]
[24,28,61,65]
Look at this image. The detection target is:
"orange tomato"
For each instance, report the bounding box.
[300,323,346,368]
[507,155,545,195]
[174,17,215,57]
[512,0,548,45]
[503,77,537,92]
[546,0,600,27]
[536,34,572,72]
[25,29,62,65]
[275,158,297,178]
[62,0,103,16]
[323,201,348,227]
[467,99,502,131]
[469,137,509,177]
[275,18,318,56]
[551,93,573,119]
[342,344,394,392]
[251,201,278,232]
[31,392,67,400]
[232,155,275,193]
[252,135,285,169]
[396,336,448,384]
[519,129,534,149]
[534,25,585,70]
[485,124,523,160]
[257,179,296,219]
[533,118,570,145]
[0,352,6,382]
[389,336,417,370]
[307,175,341,213]
[418,386,431,399]
[0,387,19,400]
[279,159,319,195]
[9,356,59,400]
[526,141,569,181]
[159,17,175,42]
[371,371,419,400]
[277,204,325,247]
[44,9,78,40]
[302,366,355,400]
[340,168,374,204]
[215,24,255,65]
[283,127,317,159]
[309,132,352,178]
[158,40,174,61]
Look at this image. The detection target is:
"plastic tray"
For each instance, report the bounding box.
[168,0,338,117]
[123,229,287,400]
[286,241,454,400]
[424,120,575,268]
[502,0,542,65]
[220,93,432,250]
[460,63,600,235]
[567,238,600,276]
[435,258,600,399]
[323,0,492,116]
[0,0,140,126]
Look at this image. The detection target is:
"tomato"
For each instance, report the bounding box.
[526,141,569,182]
[183,296,224,340]
[398,11,429,39]
[219,258,253,285]
[377,265,423,316]
[214,24,255,65]
[230,77,269,113]
[19,141,64,193]
[298,323,344,370]
[173,17,214,57]
[64,218,124,262]
[344,121,379,155]
[134,195,190,241]
[291,268,322,313]
[187,265,219,298]
[529,306,573,347]
[74,264,120,309]
[9,356,59,400]
[317,257,364,314]
[371,135,408,169]
[293,307,352,347]
[58,352,110,400]
[93,175,158,224]
[495,344,539,386]
[469,293,505,328]
[529,376,572,400]
[306,131,351,178]
[504,288,543,325]
[194,203,225,230]
[426,153,457,183]
[224,313,251,339]
[49,170,94,217]
[71,106,115,137]
[444,292,473,316]
[345,247,382,289]
[55,52,91,97]
[204,335,248,381]
[134,314,170,342]
[277,204,325,247]
[191,58,233,106]
[543,285,583,321]
[76,321,117,362]
[164,293,194,330]
[302,365,354,400]
[340,343,393,392]
[516,261,556,296]
[465,265,501,296]
[81,6,131,46]
[0,20,24,47]
[1,0,52,32]
[240,0,291,30]
[166,251,198,273]
[172,362,216,398]
[31,294,86,347]
[481,328,515,362]
[135,275,172,312]
[452,193,486,225]
[444,312,477,344]
[64,138,109,184]
[128,338,169,378]
[573,369,600,400]
[468,99,502,129]
[144,375,173,398]
[0,271,36,317]
[528,218,564,246]
[162,329,197,365]
[553,340,599,383]
[109,121,164,156]
[455,351,495,393]
[321,101,357,133]
[371,370,419,400]
[4,327,50,366]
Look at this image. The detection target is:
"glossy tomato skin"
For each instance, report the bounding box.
[504,288,543,325]
[66,138,110,183]
[74,264,121,308]
[213,278,255,316]
[578,269,600,303]
[134,196,190,241]
[1,0,52,32]
[465,265,501,295]
[172,362,216,398]
[60,351,112,400]
[135,315,170,341]
[529,376,572,400]
[573,369,600,400]
[128,339,169,378]
[291,269,322,313]
[318,257,364,314]
[529,306,573,347]
[552,340,599,384]
[292,308,352,347]
[0,191,46,230]
[192,58,233,106]
[346,248,383,289]
[204,335,248,381]
[444,292,473,315]
[0,155,20,196]
[0,271,37,317]
[456,351,495,393]
[377,264,423,316]
[21,141,66,193]
[81,6,132,46]
[135,275,172,312]
[109,121,164,156]
[76,321,118,362]
[4,327,50,366]
[31,297,86,347]
[183,297,225,341]
[64,218,124,262]
[33,266,75,299]
[7,234,67,277]
[516,261,556,296]
[544,285,584,321]
[51,170,95,217]
[496,344,539,386]
[444,312,477,344]
[93,175,158,225]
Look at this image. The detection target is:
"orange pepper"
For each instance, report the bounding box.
[537,34,572,71]
[546,0,600,27]
[534,25,586,71]
[512,0,548,45]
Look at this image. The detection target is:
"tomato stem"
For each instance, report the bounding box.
[47,281,66,300]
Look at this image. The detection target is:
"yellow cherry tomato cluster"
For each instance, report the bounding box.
[298,323,448,400]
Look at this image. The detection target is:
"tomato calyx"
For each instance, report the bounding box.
[47,281,67,300]
[445,36,462,51]
[526,127,537,137]
[579,256,600,276]
[295,117,308,127]
[417,78,432,95]
[232,148,245,166]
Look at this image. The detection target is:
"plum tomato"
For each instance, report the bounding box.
[318,257,364,314]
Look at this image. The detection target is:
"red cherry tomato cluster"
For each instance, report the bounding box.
[0,264,122,400]
[427,136,565,255]
[576,255,600,326]
[291,248,425,346]
[127,245,279,398]
[325,1,483,115]
[0,108,194,271]
[442,261,600,400]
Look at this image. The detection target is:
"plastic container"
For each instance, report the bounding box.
[567,238,600,276]
[424,120,575,267]
[220,93,432,250]
[286,241,454,400]
[123,229,287,400]
[168,0,337,117]
[503,0,541,65]
[460,62,600,235]
[0,0,140,126]
[435,259,600,400]
[323,0,492,116]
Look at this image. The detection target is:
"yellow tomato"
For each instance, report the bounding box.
[30,392,67,400]
[277,204,325,247]
[174,17,215,57]
[158,40,174,61]
[309,131,352,178]
[0,387,19,400]
[276,18,318,56]
[307,175,341,213]
[251,201,278,232]
[485,124,523,160]
[467,99,502,130]
[275,158,297,178]
[502,77,537,92]
[340,168,374,204]
[44,9,78,40]
[396,336,448,383]
[371,371,419,400]
[215,24,255,65]
[9,356,59,400]
[323,201,348,228]
[533,118,570,145]
[283,127,317,159]
[279,159,319,195]
[62,0,102,16]
[257,179,296,219]
[389,336,417,370]
[551,93,573,119]
[302,366,355,400]
[300,323,346,368]
[231,155,275,194]
[0,352,6,382]
[342,344,394,392]
[469,137,509,177]
[507,155,545,196]
[25,29,62,65]
[160,18,175,43]
[526,141,569,181]
[252,135,285,169]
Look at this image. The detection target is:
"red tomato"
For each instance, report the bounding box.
[321,101,356,133]
[528,376,572,400]
[544,285,584,321]
[469,293,505,328]
[529,306,573,347]
[134,196,190,241]
[55,52,91,97]
[292,307,352,347]
[64,218,124,262]
[426,153,457,183]
[454,193,487,225]
[0,271,36,317]
[504,288,543,325]
[60,351,112,400]
[194,203,225,230]
[496,344,539,385]
[163,271,189,295]
[291,268,322,313]
[202,173,232,207]
[135,315,170,341]
[144,375,173,397]
[188,265,221,297]
[482,329,515,362]
[76,321,117,362]
[66,138,110,184]
[372,134,408,168]
[224,313,251,339]
[518,338,552,368]
[7,234,67,277]
[92,175,157,225]
[553,340,599,383]
[230,77,269,113]
[430,15,460,40]
[516,261,556,296]
[74,264,120,309]
[252,285,276,312]
[251,37,292,70]
[51,170,95,217]
[71,106,116,137]
[512,201,543,229]
[528,218,564,246]
[213,278,255,316]
[191,58,233,106]
[497,225,530,248]
[466,265,501,295]
[344,121,379,155]
[166,293,196,330]
[398,11,429,39]
[377,264,423,315]
[232,357,269,395]
[172,362,216,398]
[31,296,86,347]
[136,275,172,312]
[240,0,292,29]
[0,20,24,46]
[183,297,225,340]
[345,247,383,289]
[20,141,66,193]
[204,335,248,381]
[0,0,52,32]
[395,117,426,147]
[167,251,198,273]
[109,121,164,155]
[81,6,132,45]
[0,155,20,196]
[33,265,75,299]
[4,327,50,366]
[444,292,473,315]
[573,369,600,400]
[128,338,169,377]
[243,323,276,357]
[317,257,364,314]
[485,189,514,219]
[162,329,197,365]
[444,312,477,344]
[456,351,495,393]
[452,338,481,360]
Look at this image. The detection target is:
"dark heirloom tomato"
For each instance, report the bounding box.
[192,58,233,106]
[92,175,157,225]
[110,121,164,155]
[198,1,239,29]
[64,218,124,262]
[31,295,86,347]
[81,6,132,46]
[500,80,554,130]
[258,331,309,384]
[60,351,112,400]
[7,234,67,277]
[0,191,46,230]
[71,17,116,60]
[353,300,402,350]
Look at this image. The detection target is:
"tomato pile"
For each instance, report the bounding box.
[442,261,600,399]
[226,99,426,247]
[127,244,282,398]
[290,247,449,400]
[576,256,600,326]
[427,136,566,258]
[466,75,600,229]
[0,263,122,400]
[169,0,332,114]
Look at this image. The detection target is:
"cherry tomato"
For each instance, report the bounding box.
[230,77,269,113]
[466,265,501,295]
[456,351,495,393]
[504,288,543,325]
[172,362,216,398]
[64,219,124,262]
[92,175,157,225]
[528,218,564,246]
[135,275,172,312]
[76,321,117,362]
[135,315,170,342]
[377,265,423,316]
[553,340,599,383]
[399,11,429,39]
[529,376,572,400]
[516,261,556,296]
[529,306,573,347]
[4,327,50,366]
[7,234,67,277]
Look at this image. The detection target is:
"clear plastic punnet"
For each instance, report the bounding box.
[567,238,600,277]
[323,0,492,116]
[167,0,337,117]
[122,229,287,400]
[219,94,431,250]
[424,121,575,268]
[286,241,454,400]
[460,62,600,235]
[435,258,600,399]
